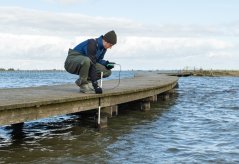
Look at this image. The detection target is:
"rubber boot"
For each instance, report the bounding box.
[80,84,94,93]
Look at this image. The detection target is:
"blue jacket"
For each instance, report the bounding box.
[73,35,107,65]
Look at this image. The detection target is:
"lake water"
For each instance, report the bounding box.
[0,70,133,88]
[0,72,239,164]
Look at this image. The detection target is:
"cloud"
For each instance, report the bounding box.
[0,33,70,59]
[111,36,238,70]
[1,32,236,70]
[0,6,239,70]
[2,6,239,37]
[0,7,145,37]
[113,36,233,58]
[44,0,87,5]
[0,33,71,69]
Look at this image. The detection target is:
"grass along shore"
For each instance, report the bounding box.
[1,68,239,77]
[186,70,239,77]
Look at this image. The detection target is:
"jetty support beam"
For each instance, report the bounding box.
[102,105,118,118]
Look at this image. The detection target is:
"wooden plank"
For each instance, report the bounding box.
[0,74,178,125]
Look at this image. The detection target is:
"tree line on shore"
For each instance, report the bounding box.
[0,68,15,71]
[0,68,65,72]
[1,68,239,76]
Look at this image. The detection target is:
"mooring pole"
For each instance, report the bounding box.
[97,72,103,127]
[100,72,103,88]
[98,98,101,126]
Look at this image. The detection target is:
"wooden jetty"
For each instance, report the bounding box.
[156,71,193,77]
[0,73,178,128]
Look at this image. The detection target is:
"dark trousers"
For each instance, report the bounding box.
[64,49,111,84]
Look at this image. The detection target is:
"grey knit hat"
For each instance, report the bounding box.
[103,30,117,45]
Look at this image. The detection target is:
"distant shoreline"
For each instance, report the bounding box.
[163,70,239,77]
[0,68,65,72]
[1,69,239,77]
[190,70,239,77]
[142,70,239,77]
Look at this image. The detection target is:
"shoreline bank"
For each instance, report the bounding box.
[188,70,239,77]
[1,69,239,77]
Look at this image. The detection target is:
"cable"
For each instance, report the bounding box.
[104,63,121,90]
[97,64,121,128]
[88,63,122,91]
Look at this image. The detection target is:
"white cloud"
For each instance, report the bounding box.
[113,37,233,58]
[110,36,238,70]
[0,7,144,37]
[44,0,87,5]
[0,33,70,59]
[0,6,239,70]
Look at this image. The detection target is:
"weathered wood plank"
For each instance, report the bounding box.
[0,74,178,125]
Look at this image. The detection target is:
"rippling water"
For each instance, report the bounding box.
[0,74,239,163]
[0,70,132,88]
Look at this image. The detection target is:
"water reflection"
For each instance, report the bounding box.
[9,123,26,145]
[0,94,176,163]
[1,77,239,163]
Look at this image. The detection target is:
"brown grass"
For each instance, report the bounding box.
[191,70,239,77]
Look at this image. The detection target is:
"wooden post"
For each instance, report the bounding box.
[140,101,150,111]
[158,93,170,101]
[140,95,157,111]
[102,105,118,118]
[96,112,108,129]
[149,95,158,102]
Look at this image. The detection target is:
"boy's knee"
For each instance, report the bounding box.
[82,57,90,64]
[81,57,91,67]
[104,69,112,78]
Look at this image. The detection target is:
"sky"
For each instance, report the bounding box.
[1,0,239,70]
